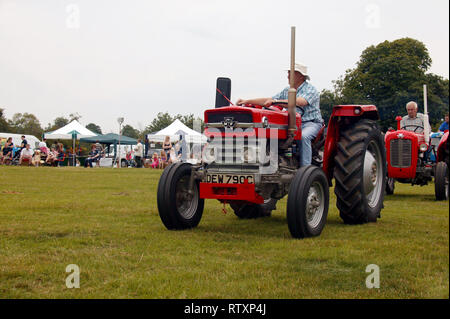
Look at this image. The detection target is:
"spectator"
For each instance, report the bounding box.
[144,136,150,159]
[134,139,143,168]
[151,152,159,169]
[163,136,172,163]
[84,144,100,168]
[1,137,14,165]
[95,140,104,154]
[169,147,180,164]
[39,138,49,154]
[158,150,165,169]
[20,135,28,150]
[19,144,33,165]
[31,150,42,167]
[45,147,59,165]
[439,113,449,132]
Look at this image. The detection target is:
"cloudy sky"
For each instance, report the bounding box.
[0,0,448,133]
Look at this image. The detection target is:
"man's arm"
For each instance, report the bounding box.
[236,98,272,106]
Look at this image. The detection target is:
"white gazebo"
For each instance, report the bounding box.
[147,119,206,143]
[43,120,97,140]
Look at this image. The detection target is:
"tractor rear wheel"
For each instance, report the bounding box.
[230,198,277,219]
[435,161,449,201]
[334,119,386,224]
[287,166,329,238]
[157,163,204,230]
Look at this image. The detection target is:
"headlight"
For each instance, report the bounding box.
[202,146,217,164]
[241,146,257,163]
[419,143,428,152]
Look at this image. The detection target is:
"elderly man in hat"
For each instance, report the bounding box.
[236,63,323,167]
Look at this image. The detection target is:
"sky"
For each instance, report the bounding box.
[0,0,448,133]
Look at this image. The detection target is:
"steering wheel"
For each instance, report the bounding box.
[271,101,305,116]
[401,125,424,133]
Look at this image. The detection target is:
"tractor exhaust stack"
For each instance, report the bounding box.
[282,26,297,149]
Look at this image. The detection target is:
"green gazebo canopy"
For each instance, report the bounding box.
[80,133,137,145]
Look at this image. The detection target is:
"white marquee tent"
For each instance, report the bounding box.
[0,133,41,149]
[43,120,97,140]
[147,119,206,143]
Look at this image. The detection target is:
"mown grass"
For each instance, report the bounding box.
[0,166,448,298]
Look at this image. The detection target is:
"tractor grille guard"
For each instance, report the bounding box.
[390,139,412,168]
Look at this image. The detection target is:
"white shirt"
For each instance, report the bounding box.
[21,148,34,157]
[134,142,143,157]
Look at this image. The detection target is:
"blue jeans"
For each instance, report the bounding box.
[298,121,323,167]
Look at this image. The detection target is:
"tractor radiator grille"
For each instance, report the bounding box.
[390,139,412,167]
[207,112,253,124]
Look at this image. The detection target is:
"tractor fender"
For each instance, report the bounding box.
[322,105,380,184]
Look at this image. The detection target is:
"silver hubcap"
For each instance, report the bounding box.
[306,181,325,229]
[175,176,198,219]
[364,140,383,208]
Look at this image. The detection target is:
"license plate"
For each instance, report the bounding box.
[206,174,254,184]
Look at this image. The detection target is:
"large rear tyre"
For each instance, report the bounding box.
[386,177,395,195]
[230,198,277,219]
[334,119,386,224]
[435,161,449,201]
[287,166,329,238]
[157,163,204,230]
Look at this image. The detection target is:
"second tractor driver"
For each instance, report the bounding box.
[236,63,323,167]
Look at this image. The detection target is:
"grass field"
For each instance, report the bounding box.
[0,166,448,299]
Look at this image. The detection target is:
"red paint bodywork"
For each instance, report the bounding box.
[385,130,425,178]
[437,131,449,163]
[204,105,302,140]
[199,180,264,204]
[322,105,379,183]
[200,104,379,201]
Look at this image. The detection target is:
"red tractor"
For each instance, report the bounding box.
[385,116,449,200]
[157,27,387,239]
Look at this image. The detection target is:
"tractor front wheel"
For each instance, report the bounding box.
[334,119,386,224]
[386,177,395,195]
[287,165,329,238]
[157,163,204,230]
[435,161,449,201]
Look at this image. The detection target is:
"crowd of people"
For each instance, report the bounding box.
[0,136,66,166]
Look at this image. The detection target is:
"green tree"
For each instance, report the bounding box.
[144,112,175,134]
[45,116,69,132]
[332,38,448,130]
[86,123,102,135]
[0,108,10,132]
[121,124,139,139]
[8,112,44,137]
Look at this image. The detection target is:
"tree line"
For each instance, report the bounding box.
[0,109,203,140]
[1,38,448,137]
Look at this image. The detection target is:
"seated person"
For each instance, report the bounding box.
[168,147,181,164]
[236,62,323,167]
[1,137,14,165]
[45,147,59,165]
[84,146,100,168]
[159,150,167,169]
[400,101,425,133]
[19,144,33,165]
[39,138,49,154]
[439,113,449,132]
[151,152,159,169]
[31,149,42,167]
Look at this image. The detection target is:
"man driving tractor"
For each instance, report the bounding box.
[400,101,425,133]
[236,63,323,167]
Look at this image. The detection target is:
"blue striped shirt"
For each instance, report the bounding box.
[272,81,322,123]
